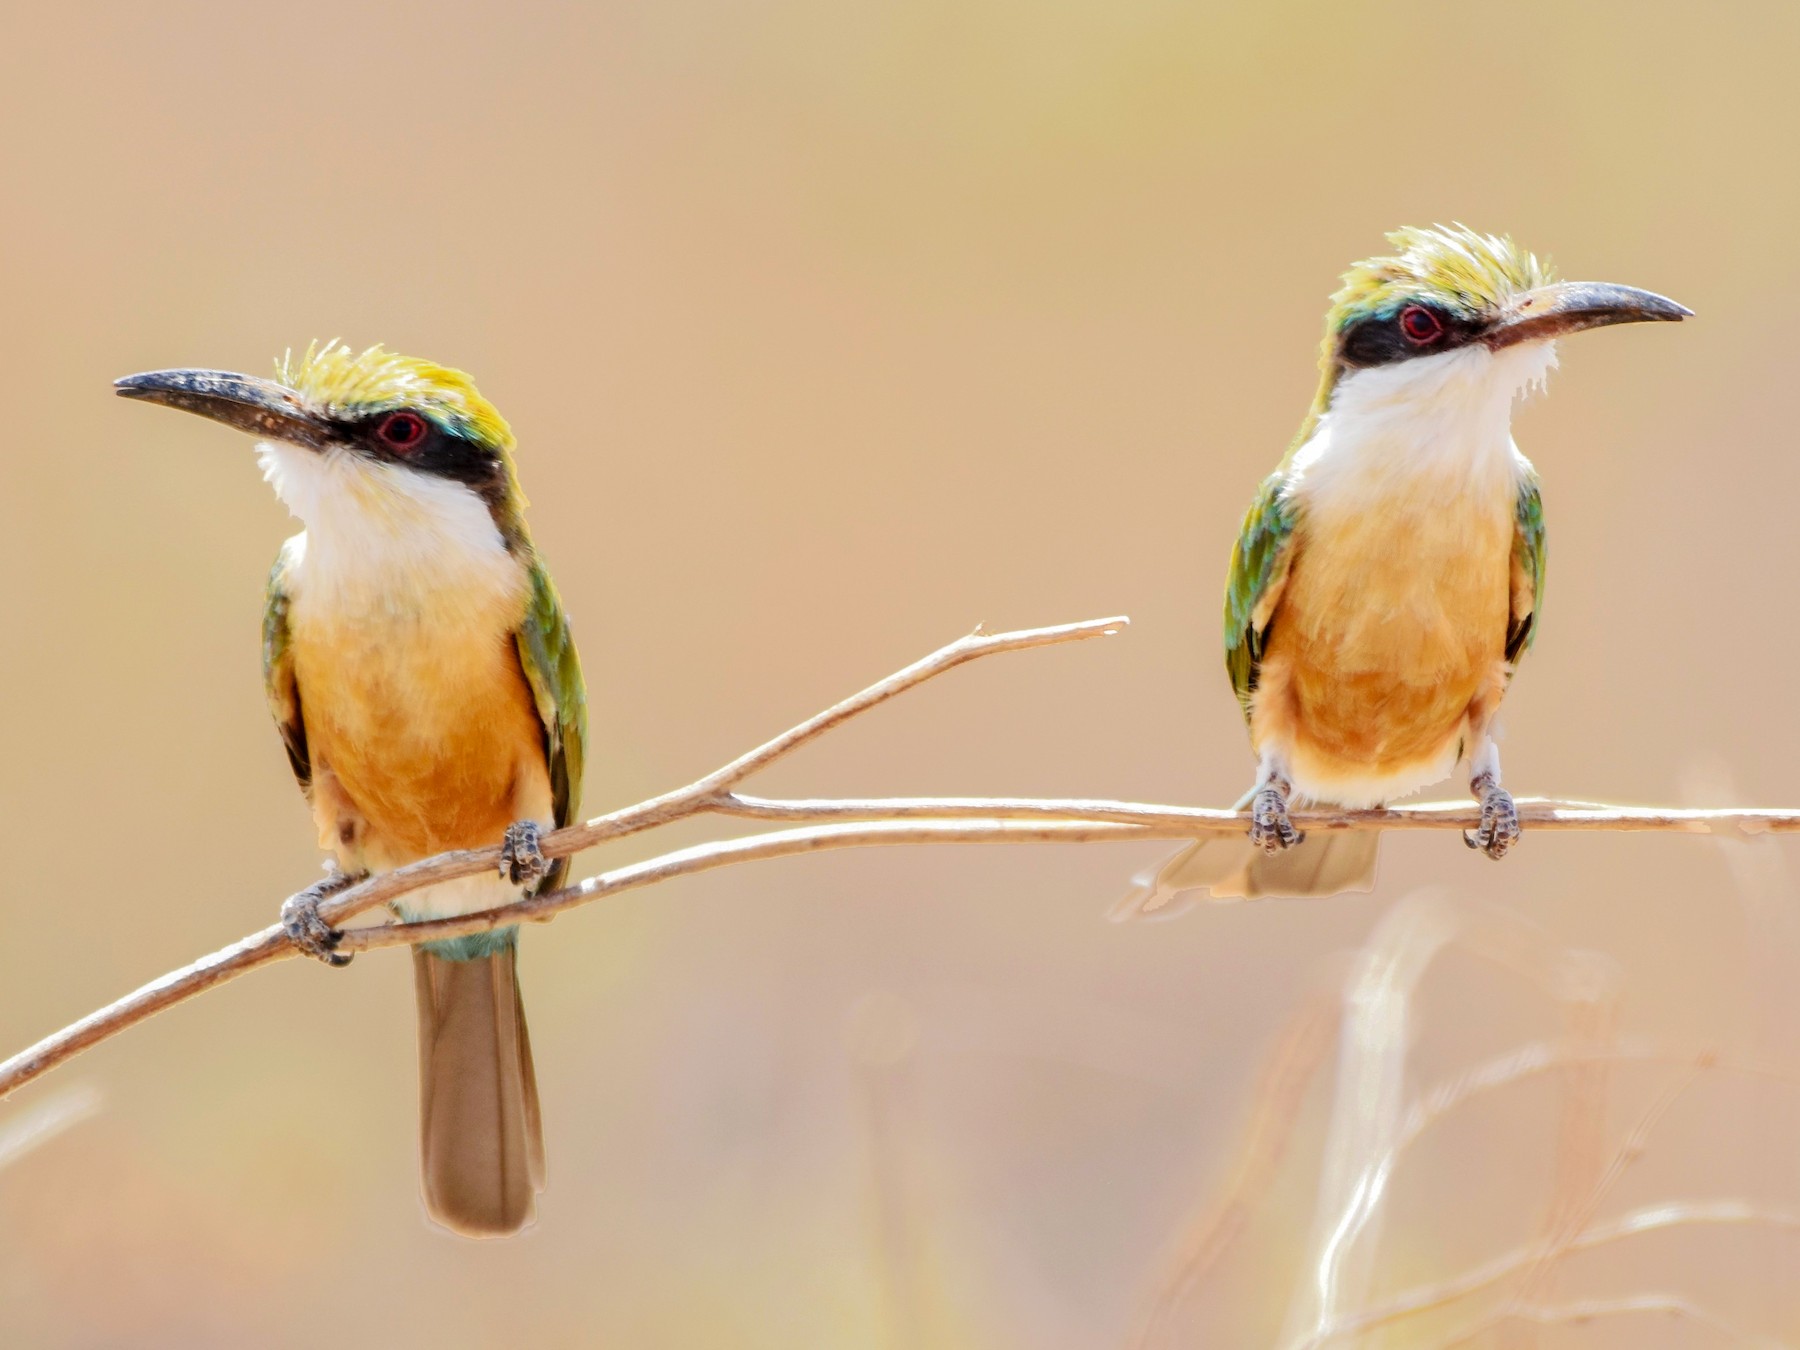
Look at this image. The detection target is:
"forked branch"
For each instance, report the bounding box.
[3,611,1799,1103]
[0,615,1126,1098]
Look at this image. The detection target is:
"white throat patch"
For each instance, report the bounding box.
[1289,339,1554,510]
[258,439,521,619]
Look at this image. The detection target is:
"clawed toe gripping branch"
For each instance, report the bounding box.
[4,611,1800,1101]
[1250,778,1302,854]
[280,867,364,967]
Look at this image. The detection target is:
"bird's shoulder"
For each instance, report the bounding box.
[1223,471,1299,716]
[1508,465,1547,664]
[262,536,311,797]
[512,556,587,840]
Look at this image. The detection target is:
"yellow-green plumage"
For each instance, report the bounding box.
[1330,226,1551,330]
[258,346,585,893]
[1222,230,1550,798]
[252,345,585,1236]
[1118,226,1682,913]
[124,341,587,1237]
[280,341,519,465]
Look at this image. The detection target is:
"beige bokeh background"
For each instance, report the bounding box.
[2,2,1797,1345]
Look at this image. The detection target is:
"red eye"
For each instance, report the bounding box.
[376,411,427,452]
[1400,305,1444,345]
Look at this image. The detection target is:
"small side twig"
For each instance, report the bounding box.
[290,613,1137,937]
[7,607,1800,1109]
[0,616,1126,1099]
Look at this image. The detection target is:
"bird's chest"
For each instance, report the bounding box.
[1283,479,1515,679]
[286,541,539,859]
[1258,439,1523,788]
[1279,422,1521,682]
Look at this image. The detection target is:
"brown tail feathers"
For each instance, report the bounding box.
[413,944,545,1237]
[1111,830,1379,920]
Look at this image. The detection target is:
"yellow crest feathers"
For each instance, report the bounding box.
[276,342,514,449]
[1330,224,1553,324]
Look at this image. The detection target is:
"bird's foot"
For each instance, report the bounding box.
[1463,773,1520,860]
[281,866,367,967]
[1248,779,1303,855]
[500,820,550,887]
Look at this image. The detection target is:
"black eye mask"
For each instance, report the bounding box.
[1338,303,1484,369]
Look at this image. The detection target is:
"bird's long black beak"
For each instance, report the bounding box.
[1484,282,1691,351]
[114,369,330,448]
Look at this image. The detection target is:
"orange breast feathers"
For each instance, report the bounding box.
[1252,493,1515,799]
[292,603,554,872]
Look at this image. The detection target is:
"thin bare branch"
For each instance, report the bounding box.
[338,818,1164,952]
[724,794,1800,835]
[5,604,1800,1113]
[0,617,1127,1100]
[0,932,296,1099]
[300,613,1134,935]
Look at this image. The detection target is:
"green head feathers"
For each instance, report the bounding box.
[1285,225,1686,445]
[1328,225,1551,332]
[278,341,516,453]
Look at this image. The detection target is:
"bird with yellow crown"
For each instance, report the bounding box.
[1120,226,1688,913]
[117,345,584,1237]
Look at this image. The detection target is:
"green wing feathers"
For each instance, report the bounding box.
[1507,473,1547,668]
[514,560,588,894]
[262,542,312,798]
[1223,474,1297,721]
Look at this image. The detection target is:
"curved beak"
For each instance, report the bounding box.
[1484,282,1691,351]
[114,369,330,449]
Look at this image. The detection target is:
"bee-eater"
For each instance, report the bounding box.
[1120,226,1687,912]
[117,344,586,1237]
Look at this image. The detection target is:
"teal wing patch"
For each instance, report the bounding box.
[262,540,311,798]
[514,559,588,894]
[1223,473,1297,722]
[1507,472,1547,668]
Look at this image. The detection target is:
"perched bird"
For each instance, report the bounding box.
[117,344,585,1236]
[1119,226,1686,913]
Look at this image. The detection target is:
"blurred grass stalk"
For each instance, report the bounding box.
[0,1085,100,1173]
[1278,890,1607,1345]
[1131,873,1800,1347]
[848,989,930,1350]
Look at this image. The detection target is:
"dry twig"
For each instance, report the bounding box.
[6,611,1800,1106]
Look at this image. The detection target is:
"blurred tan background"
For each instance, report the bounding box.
[2,1,1797,1345]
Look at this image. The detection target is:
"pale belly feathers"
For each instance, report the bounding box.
[1248,343,1542,807]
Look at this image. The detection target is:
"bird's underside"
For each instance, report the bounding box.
[1238,434,1531,864]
